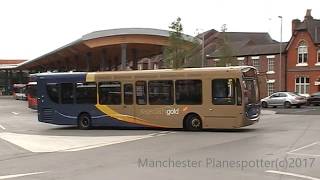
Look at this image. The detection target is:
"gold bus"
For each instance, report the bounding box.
[37,66,260,130]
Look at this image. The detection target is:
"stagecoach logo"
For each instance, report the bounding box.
[166,108,179,116]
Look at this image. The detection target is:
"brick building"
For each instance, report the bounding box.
[286,9,320,95]
[205,31,286,97]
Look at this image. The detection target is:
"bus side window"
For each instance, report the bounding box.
[61,83,75,104]
[136,81,147,105]
[175,80,202,105]
[75,82,97,104]
[148,80,173,105]
[236,79,242,105]
[46,83,60,103]
[99,81,121,105]
[124,84,133,105]
[212,79,235,105]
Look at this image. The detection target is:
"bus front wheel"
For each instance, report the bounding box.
[185,114,202,131]
[78,113,91,130]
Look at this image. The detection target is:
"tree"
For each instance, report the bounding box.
[215,24,237,67]
[163,17,201,69]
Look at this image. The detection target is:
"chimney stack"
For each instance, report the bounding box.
[304,9,313,20]
[292,19,301,34]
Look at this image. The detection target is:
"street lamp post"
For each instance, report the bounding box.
[278,16,283,91]
[202,33,205,67]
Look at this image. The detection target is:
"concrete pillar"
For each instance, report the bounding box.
[18,70,23,83]
[8,70,13,94]
[121,44,127,70]
[132,49,137,70]
[101,49,107,71]
[4,70,8,95]
[86,52,92,72]
[74,55,79,71]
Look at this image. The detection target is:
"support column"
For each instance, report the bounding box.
[74,55,79,71]
[132,49,137,70]
[86,52,92,72]
[101,49,107,71]
[18,70,23,83]
[9,70,13,95]
[4,70,8,95]
[121,44,127,70]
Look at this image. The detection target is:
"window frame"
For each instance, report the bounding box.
[267,58,275,72]
[46,83,60,104]
[135,81,147,105]
[212,78,236,105]
[295,77,310,94]
[175,79,203,105]
[98,81,122,105]
[75,82,97,104]
[148,80,174,105]
[123,83,134,105]
[297,42,308,64]
[267,82,275,96]
[60,83,75,104]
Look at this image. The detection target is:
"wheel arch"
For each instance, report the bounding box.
[183,112,202,129]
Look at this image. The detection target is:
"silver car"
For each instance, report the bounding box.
[261,92,307,108]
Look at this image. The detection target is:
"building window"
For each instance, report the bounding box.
[238,60,244,66]
[267,58,275,72]
[295,77,310,94]
[153,63,158,70]
[317,50,320,63]
[252,59,260,71]
[297,42,308,64]
[267,83,275,96]
[237,57,245,66]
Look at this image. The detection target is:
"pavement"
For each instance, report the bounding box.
[0,97,320,180]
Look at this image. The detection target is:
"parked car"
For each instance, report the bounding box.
[261,92,307,108]
[307,92,320,106]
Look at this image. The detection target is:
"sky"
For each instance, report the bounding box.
[0,0,319,60]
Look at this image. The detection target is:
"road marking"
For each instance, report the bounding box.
[0,124,5,130]
[11,112,19,115]
[294,109,314,113]
[287,142,320,157]
[0,131,173,152]
[288,142,319,153]
[266,170,320,180]
[0,171,47,179]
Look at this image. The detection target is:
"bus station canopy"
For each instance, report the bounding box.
[17,28,198,72]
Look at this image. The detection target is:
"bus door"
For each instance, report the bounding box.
[206,78,242,128]
[122,82,134,117]
[98,81,134,125]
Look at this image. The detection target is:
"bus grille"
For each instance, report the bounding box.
[42,108,53,121]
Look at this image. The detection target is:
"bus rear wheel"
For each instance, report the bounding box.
[78,113,91,130]
[185,115,202,131]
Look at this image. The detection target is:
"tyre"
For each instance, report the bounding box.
[78,113,91,130]
[284,101,291,108]
[185,114,202,131]
[261,101,268,108]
